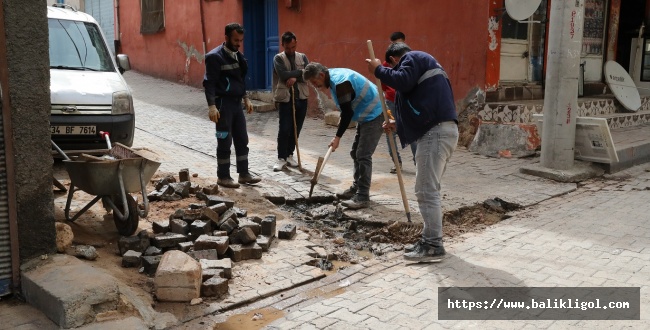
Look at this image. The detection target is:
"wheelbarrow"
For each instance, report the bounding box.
[53,140,161,236]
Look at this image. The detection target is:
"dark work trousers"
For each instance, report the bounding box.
[349,115,384,200]
[215,97,249,179]
[277,98,307,160]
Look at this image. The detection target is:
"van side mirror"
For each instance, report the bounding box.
[117,54,131,74]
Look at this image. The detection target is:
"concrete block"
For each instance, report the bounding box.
[208,202,228,215]
[169,182,191,198]
[233,206,247,217]
[189,203,206,210]
[118,236,144,255]
[193,235,229,255]
[187,249,219,261]
[142,255,162,276]
[199,258,232,279]
[178,241,194,252]
[261,216,277,237]
[170,219,189,235]
[202,206,221,223]
[278,224,297,240]
[249,216,263,224]
[213,230,228,236]
[469,122,539,158]
[152,219,170,234]
[228,243,262,262]
[170,209,185,220]
[190,220,212,237]
[219,208,239,225]
[239,227,257,244]
[122,250,142,268]
[154,250,202,302]
[189,182,201,194]
[256,235,272,252]
[201,277,229,297]
[21,255,120,328]
[152,233,187,249]
[238,219,261,236]
[201,184,219,195]
[182,209,202,222]
[228,228,243,245]
[179,168,190,182]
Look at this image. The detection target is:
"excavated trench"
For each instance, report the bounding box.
[281,197,522,264]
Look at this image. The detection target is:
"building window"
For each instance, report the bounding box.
[140,0,165,34]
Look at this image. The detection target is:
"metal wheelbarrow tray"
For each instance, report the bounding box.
[63,145,161,236]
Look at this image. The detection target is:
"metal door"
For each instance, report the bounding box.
[243,0,278,90]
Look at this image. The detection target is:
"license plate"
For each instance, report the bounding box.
[50,125,96,135]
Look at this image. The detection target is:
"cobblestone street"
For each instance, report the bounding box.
[122,72,650,329]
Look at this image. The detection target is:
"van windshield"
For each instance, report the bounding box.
[49,18,114,72]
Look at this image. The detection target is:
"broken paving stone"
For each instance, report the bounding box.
[182,209,203,222]
[154,178,173,191]
[228,228,243,245]
[122,250,142,268]
[178,241,194,252]
[201,277,229,297]
[201,184,219,195]
[201,206,221,224]
[179,168,190,182]
[189,203,206,210]
[309,246,327,259]
[152,233,187,249]
[190,298,202,306]
[169,209,185,220]
[194,235,229,255]
[256,235,272,252]
[206,195,235,208]
[200,258,232,279]
[483,198,506,213]
[118,236,145,255]
[187,249,219,261]
[142,255,161,276]
[171,219,189,235]
[260,216,277,237]
[307,204,337,220]
[370,243,397,256]
[345,220,358,231]
[208,203,228,215]
[190,220,212,237]
[333,237,345,245]
[160,194,182,202]
[219,218,238,235]
[189,183,201,195]
[228,243,262,262]
[238,219,260,236]
[219,208,239,226]
[154,251,201,302]
[213,230,227,237]
[144,246,162,256]
[249,216,263,224]
[148,185,175,201]
[170,182,191,198]
[74,245,98,261]
[238,227,257,244]
[233,207,247,218]
[278,224,297,240]
[202,268,225,281]
[152,219,170,234]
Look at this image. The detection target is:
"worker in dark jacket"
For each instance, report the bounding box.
[204,23,261,188]
[367,42,458,262]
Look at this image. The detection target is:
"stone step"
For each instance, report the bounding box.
[250,99,276,113]
[605,123,650,173]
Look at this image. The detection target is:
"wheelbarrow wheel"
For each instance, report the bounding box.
[112,194,140,236]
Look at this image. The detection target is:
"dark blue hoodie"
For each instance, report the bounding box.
[374,51,457,147]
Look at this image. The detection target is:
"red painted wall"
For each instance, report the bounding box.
[119,0,242,86]
[279,0,489,101]
[119,0,489,101]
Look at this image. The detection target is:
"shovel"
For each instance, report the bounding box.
[308,146,333,198]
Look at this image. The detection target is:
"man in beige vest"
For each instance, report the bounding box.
[272,31,310,171]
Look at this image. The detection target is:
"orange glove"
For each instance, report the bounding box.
[387,109,395,121]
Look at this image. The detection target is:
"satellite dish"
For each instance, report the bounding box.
[604,61,641,112]
[505,0,542,21]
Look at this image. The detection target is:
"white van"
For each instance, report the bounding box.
[48,4,134,151]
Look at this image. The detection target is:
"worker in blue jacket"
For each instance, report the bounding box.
[304,62,384,210]
[204,23,261,188]
[367,42,458,262]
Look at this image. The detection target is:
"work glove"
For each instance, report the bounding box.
[244,98,254,114]
[387,109,395,121]
[208,105,220,123]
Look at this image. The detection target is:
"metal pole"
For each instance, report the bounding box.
[540,0,585,170]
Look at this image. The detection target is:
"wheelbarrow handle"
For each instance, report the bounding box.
[137,160,151,218]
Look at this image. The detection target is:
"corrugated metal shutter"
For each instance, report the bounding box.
[0,105,12,296]
[84,0,115,54]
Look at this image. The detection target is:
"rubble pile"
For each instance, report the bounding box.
[116,168,297,302]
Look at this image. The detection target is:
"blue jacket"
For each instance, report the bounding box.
[374,51,457,146]
[203,43,248,106]
[329,68,383,123]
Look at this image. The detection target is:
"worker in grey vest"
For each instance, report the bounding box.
[272,31,310,171]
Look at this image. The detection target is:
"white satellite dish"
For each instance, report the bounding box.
[505,0,542,21]
[604,61,641,112]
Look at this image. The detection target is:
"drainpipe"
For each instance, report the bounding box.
[114,0,121,54]
[0,5,21,293]
[199,0,207,55]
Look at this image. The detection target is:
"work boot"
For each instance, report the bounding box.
[390,162,403,174]
[404,239,425,253]
[217,177,240,189]
[273,158,287,172]
[286,155,299,167]
[238,173,262,185]
[341,194,369,210]
[403,242,445,262]
[336,186,357,200]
